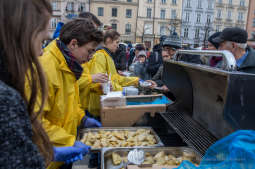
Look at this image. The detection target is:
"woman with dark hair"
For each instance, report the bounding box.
[87,30,139,118]
[0,0,91,169]
[0,0,53,168]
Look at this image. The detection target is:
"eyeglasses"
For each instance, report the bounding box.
[164,47,176,52]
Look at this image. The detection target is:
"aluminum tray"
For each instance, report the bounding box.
[101,147,201,169]
[78,127,164,151]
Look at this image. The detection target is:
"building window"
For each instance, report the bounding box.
[228,0,232,5]
[144,23,153,34]
[218,0,222,3]
[98,7,104,16]
[208,1,212,9]
[111,23,117,30]
[66,2,74,11]
[50,17,60,29]
[126,9,132,18]
[160,9,166,19]
[238,12,244,21]
[161,0,166,4]
[227,11,232,20]
[52,1,60,11]
[253,18,255,27]
[216,25,221,32]
[160,25,166,35]
[171,9,177,19]
[240,0,245,6]
[197,0,202,8]
[147,8,152,18]
[195,28,200,39]
[184,28,189,38]
[78,3,86,12]
[172,0,177,5]
[207,15,211,23]
[147,0,152,3]
[197,13,201,23]
[185,12,190,22]
[127,0,132,2]
[125,24,131,34]
[186,0,191,7]
[112,8,118,17]
[217,10,222,18]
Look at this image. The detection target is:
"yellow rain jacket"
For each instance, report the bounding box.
[38,40,85,169]
[88,49,139,117]
[78,62,93,110]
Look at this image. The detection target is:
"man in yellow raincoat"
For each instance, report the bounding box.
[37,19,103,169]
[87,30,139,117]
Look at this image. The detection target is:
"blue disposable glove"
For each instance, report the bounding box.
[53,146,83,163]
[73,141,91,155]
[61,142,91,164]
[65,154,83,164]
[83,116,102,128]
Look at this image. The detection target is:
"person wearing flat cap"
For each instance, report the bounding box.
[213,27,255,74]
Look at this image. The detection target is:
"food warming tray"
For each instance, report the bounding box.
[78,127,164,151]
[101,147,201,169]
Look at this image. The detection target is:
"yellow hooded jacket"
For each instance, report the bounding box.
[37,40,85,169]
[78,62,94,110]
[87,49,139,117]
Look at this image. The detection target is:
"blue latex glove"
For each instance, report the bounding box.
[83,116,102,128]
[65,154,83,164]
[53,147,83,163]
[62,142,90,164]
[73,141,91,155]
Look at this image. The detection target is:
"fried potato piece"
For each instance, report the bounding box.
[154,151,165,159]
[143,156,154,164]
[93,140,101,148]
[112,152,122,165]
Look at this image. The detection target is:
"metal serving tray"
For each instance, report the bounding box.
[78,127,164,152]
[101,147,201,169]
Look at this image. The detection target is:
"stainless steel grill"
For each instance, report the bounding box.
[161,112,218,156]
[160,50,255,157]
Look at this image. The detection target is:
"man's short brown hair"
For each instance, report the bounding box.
[60,18,103,46]
[78,12,102,27]
[103,30,120,43]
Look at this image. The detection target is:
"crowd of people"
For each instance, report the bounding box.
[1,0,255,169]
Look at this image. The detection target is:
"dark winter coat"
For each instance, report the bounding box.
[147,44,163,77]
[237,46,255,74]
[128,48,136,68]
[134,61,150,80]
[152,65,164,87]
[0,52,45,169]
[113,44,127,71]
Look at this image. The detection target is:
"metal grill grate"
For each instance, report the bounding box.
[161,112,218,156]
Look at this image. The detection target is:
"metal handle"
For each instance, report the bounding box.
[174,50,237,71]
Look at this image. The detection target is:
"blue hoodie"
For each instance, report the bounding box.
[52,22,64,39]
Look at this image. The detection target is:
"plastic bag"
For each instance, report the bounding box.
[176,130,255,169]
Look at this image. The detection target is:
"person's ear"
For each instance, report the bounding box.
[68,39,78,50]
[105,38,112,45]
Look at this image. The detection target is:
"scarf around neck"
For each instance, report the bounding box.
[56,40,83,80]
